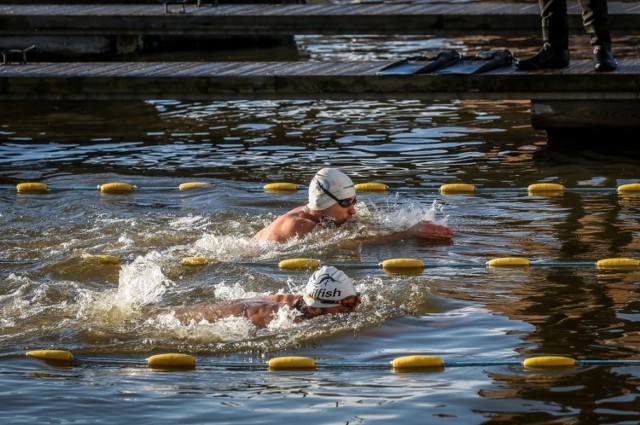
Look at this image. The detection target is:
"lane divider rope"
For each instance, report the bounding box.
[183,256,640,271]
[6,181,640,194]
[2,256,638,273]
[267,182,640,195]
[11,181,211,193]
[24,350,640,371]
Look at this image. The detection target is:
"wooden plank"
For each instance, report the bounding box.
[0,2,638,36]
[1,60,640,102]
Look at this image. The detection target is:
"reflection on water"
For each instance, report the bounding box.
[0,98,538,184]
[1,31,640,425]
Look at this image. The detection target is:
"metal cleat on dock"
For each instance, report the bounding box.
[0,45,35,65]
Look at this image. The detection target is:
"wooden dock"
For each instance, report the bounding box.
[0,2,639,36]
[2,59,639,102]
[2,59,639,141]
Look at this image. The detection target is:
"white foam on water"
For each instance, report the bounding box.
[153,311,259,343]
[364,196,448,231]
[167,214,210,231]
[211,281,265,300]
[114,252,174,307]
[191,233,266,260]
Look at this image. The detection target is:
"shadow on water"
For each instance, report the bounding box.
[541,123,640,153]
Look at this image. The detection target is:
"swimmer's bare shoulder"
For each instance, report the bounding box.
[253,207,321,243]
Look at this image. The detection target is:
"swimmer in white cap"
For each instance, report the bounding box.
[253,167,453,243]
[172,266,361,328]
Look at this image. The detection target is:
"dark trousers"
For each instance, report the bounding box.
[539,0,612,49]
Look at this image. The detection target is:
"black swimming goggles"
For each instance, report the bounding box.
[318,183,356,208]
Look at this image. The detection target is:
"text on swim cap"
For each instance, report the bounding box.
[307,287,342,300]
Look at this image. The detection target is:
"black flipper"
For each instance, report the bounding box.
[377,50,462,75]
[469,50,515,74]
[432,50,515,75]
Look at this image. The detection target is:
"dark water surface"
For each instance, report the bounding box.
[1,30,640,425]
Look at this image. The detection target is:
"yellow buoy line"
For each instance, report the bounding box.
[266,182,640,195]
[24,350,640,371]
[2,256,638,273]
[7,181,640,195]
[442,182,640,195]
[181,256,639,271]
[11,181,212,193]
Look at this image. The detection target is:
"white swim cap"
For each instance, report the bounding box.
[307,168,356,211]
[303,265,357,308]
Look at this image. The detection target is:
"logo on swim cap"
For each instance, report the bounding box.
[307,168,355,211]
[303,265,356,308]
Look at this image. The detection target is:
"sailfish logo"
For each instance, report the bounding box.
[308,273,342,299]
[314,179,330,197]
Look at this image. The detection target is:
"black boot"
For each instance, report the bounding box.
[516,43,569,70]
[593,44,617,72]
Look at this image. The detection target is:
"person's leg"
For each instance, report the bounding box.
[580,0,616,71]
[516,0,570,70]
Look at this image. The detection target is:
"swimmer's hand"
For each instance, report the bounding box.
[407,221,453,239]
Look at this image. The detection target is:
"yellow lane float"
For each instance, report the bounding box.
[391,355,444,369]
[486,257,531,268]
[617,183,640,194]
[99,182,134,193]
[147,353,196,369]
[380,258,424,269]
[180,256,218,266]
[523,356,576,368]
[439,183,477,195]
[596,257,640,270]
[268,356,317,370]
[379,258,425,275]
[178,182,210,191]
[16,182,49,192]
[264,182,298,191]
[26,349,74,363]
[528,183,565,195]
[278,258,321,270]
[355,182,388,191]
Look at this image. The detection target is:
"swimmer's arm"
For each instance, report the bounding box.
[396,221,453,239]
[245,299,307,327]
[264,294,300,306]
[343,220,453,246]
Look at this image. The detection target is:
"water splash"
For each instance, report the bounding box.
[179,196,449,265]
[191,233,267,260]
[147,273,430,350]
[115,252,175,307]
[357,196,448,235]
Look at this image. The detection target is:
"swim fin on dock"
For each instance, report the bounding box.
[376,50,462,75]
[432,50,515,74]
